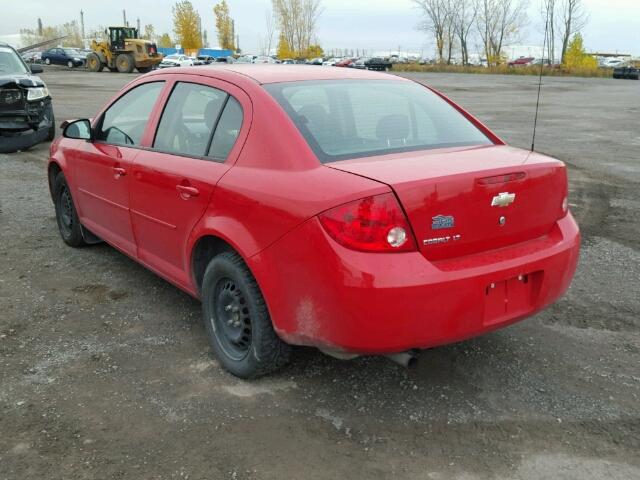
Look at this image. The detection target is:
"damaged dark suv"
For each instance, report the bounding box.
[0,42,55,153]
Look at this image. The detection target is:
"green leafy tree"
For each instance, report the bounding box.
[158,33,173,48]
[563,33,597,69]
[172,1,202,50]
[276,33,294,59]
[213,0,235,50]
[142,24,156,41]
[304,44,323,59]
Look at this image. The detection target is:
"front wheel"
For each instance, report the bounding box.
[67,60,74,68]
[202,251,291,378]
[44,58,51,65]
[53,172,87,247]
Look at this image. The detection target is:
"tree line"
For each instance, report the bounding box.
[414,0,589,66]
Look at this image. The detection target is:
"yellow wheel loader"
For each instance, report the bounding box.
[86,27,163,74]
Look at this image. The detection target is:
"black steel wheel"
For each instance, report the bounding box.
[53,172,86,247]
[202,251,291,378]
[212,277,253,360]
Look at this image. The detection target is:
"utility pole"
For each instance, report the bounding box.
[231,19,235,50]
[122,9,128,27]
[37,18,43,36]
[236,34,240,53]
[137,17,141,35]
[80,10,85,40]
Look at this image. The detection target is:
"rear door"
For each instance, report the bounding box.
[129,75,250,286]
[72,81,165,256]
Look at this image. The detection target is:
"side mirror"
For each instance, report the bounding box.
[62,119,92,140]
[30,64,43,74]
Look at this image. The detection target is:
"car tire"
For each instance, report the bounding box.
[67,60,74,68]
[116,53,135,73]
[53,172,87,248]
[46,108,55,141]
[201,251,291,378]
[44,57,51,65]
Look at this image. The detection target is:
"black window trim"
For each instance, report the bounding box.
[150,80,240,164]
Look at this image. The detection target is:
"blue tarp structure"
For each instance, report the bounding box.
[157,47,233,58]
[157,47,183,56]
[197,49,234,58]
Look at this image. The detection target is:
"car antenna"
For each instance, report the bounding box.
[531,6,551,152]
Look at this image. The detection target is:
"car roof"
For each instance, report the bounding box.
[148,64,406,85]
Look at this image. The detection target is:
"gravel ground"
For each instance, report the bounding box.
[1,67,638,480]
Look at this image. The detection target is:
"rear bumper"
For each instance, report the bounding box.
[252,212,580,354]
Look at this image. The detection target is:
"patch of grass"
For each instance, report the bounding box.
[393,63,612,78]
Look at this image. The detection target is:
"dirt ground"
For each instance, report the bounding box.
[1,67,638,480]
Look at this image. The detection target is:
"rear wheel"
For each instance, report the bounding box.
[116,53,135,73]
[201,251,291,378]
[53,172,86,247]
[85,53,103,72]
[44,57,51,65]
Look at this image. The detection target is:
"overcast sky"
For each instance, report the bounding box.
[2,0,639,55]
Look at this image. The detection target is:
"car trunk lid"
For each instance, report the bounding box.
[327,145,567,261]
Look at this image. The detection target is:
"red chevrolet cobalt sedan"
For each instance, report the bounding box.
[49,66,580,377]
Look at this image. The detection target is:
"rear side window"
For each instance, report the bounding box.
[154,82,243,161]
[207,97,243,160]
[96,82,164,146]
[265,80,492,163]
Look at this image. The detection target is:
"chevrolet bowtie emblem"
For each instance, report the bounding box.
[491,192,516,207]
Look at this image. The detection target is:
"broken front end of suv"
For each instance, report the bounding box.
[0,77,54,153]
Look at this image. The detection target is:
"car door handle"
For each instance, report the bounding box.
[113,167,127,177]
[176,185,199,198]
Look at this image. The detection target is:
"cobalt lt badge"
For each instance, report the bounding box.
[431,214,454,230]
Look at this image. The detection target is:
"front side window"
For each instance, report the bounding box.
[96,82,164,146]
[265,80,492,163]
[154,82,243,160]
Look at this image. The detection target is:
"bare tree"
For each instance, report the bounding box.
[540,0,555,63]
[476,0,528,66]
[264,10,276,56]
[414,0,455,63]
[558,0,588,64]
[453,0,477,65]
[272,0,322,56]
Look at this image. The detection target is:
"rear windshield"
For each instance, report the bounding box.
[265,80,492,163]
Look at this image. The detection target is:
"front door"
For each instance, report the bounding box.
[72,81,165,256]
[130,78,247,287]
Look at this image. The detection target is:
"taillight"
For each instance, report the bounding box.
[318,193,416,252]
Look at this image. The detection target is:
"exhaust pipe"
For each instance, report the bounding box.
[385,350,419,368]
